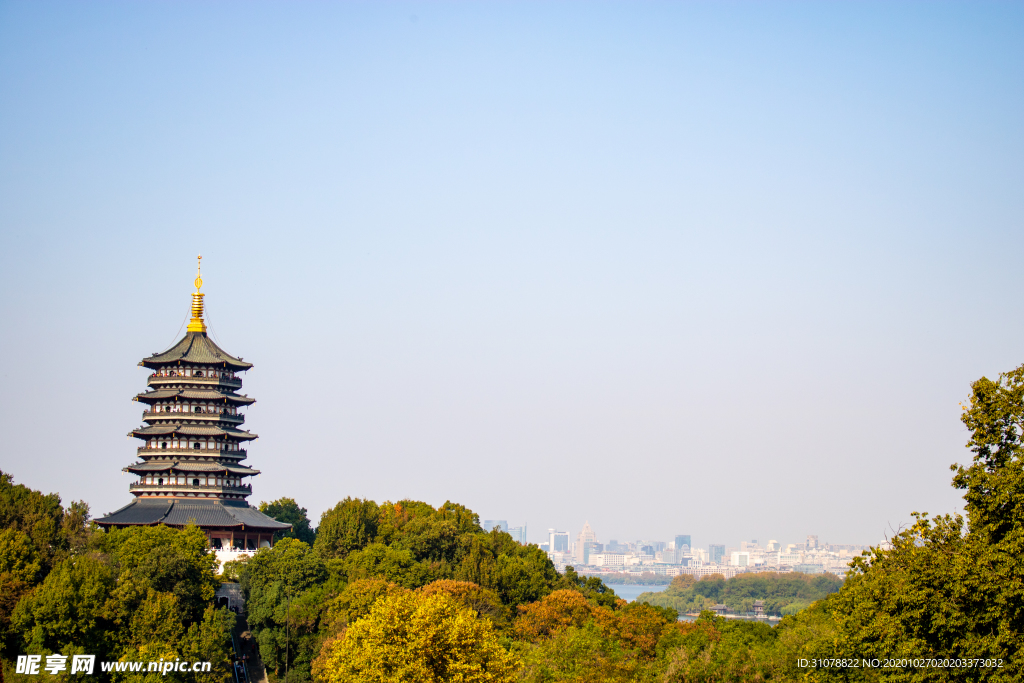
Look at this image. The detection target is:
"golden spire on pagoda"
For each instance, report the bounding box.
[187,254,207,333]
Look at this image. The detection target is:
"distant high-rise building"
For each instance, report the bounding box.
[709,544,726,564]
[575,522,597,564]
[548,529,569,553]
[730,551,750,567]
[483,520,508,533]
[675,535,691,552]
[507,525,527,544]
[766,540,779,552]
[806,535,819,550]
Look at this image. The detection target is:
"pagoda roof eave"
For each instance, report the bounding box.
[95,499,290,531]
[134,389,256,405]
[140,331,253,371]
[124,462,260,475]
[129,424,259,441]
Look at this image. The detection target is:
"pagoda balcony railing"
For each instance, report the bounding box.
[129,483,252,495]
[136,447,247,458]
[143,410,244,422]
[148,375,243,388]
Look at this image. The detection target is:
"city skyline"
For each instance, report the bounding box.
[491,520,871,559]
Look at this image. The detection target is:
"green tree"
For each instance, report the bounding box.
[0,471,92,671]
[260,498,316,545]
[101,524,220,629]
[12,553,116,661]
[817,362,1024,681]
[242,538,328,681]
[556,566,621,610]
[314,498,380,560]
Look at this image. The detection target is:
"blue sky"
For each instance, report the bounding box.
[1,1,1022,550]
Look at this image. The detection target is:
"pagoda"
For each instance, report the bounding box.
[96,257,290,557]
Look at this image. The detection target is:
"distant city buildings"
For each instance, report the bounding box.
[674,534,691,562]
[708,544,726,564]
[494,518,864,579]
[548,529,569,553]
[575,521,597,564]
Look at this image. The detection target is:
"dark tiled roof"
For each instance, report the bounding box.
[179,390,254,404]
[129,424,258,440]
[135,389,255,405]
[95,499,173,525]
[222,428,257,441]
[124,461,259,475]
[131,425,178,437]
[125,462,175,472]
[163,502,249,527]
[175,425,229,436]
[223,504,292,529]
[135,390,180,402]
[96,499,290,531]
[140,332,253,371]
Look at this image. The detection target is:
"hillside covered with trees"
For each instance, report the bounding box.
[639,572,843,617]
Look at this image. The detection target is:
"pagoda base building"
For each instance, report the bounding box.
[96,257,290,565]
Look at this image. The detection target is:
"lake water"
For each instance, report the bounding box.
[608,584,669,602]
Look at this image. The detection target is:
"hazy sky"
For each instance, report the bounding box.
[1,1,1022,551]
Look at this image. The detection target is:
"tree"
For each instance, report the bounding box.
[0,529,42,658]
[0,472,92,670]
[516,620,641,683]
[419,580,508,629]
[514,590,597,642]
[321,578,409,635]
[242,538,328,680]
[556,566,621,610]
[644,572,841,616]
[0,469,89,573]
[101,524,220,628]
[312,591,520,683]
[260,498,316,545]
[816,362,1024,680]
[12,554,116,661]
[314,498,380,560]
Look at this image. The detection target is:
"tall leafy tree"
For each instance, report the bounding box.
[314,498,380,560]
[818,363,1024,680]
[242,538,328,681]
[259,498,316,545]
[0,471,91,670]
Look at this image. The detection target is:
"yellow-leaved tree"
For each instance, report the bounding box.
[312,590,520,683]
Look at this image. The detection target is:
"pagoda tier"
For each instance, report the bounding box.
[96,257,289,541]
